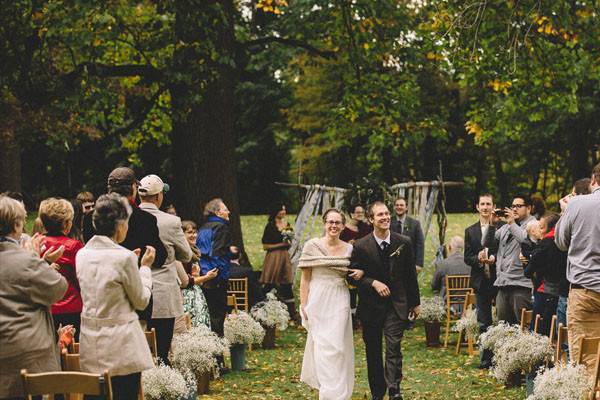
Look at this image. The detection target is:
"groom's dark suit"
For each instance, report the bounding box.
[350,231,420,398]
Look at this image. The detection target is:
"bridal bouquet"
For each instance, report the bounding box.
[142,364,193,400]
[224,311,265,345]
[171,326,230,378]
[418,297,446,322]
[491,331,553,383]
[453,308,479,340]
[528,363,592,400]
[251,291,290,330]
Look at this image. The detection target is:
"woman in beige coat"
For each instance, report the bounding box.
[0,196,67,399]
[76,193,155,400]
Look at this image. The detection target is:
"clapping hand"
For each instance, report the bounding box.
[140,246,156,267]
[42,245,65,264]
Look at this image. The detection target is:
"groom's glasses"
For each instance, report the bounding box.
[325,220,343,226]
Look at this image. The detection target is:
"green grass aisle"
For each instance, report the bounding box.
[203,323,525,399]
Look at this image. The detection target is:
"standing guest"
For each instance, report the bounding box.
[530,194,546,220]
[0,191,30,245]
[573,178,591,195]
[259,205,297,319]
[350,202,421,400]
[488,195,536,325]
[430,236,471,302]
[69,198,84,242]
[524,213,564,336]
[139,174,192,365]
[390,197,425,274]
[555,163,600,370]
[76,191,95,216]
[181,220,216,328]
[464,193,499,369]
[83,167,167,322]
[38,197,84,340]
[163,204,177,216]
[77,193,155,400]
[340,204,372,243]
[0,196,67,400]
[197,198,232,372]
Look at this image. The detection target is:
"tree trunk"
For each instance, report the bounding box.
[0,129,22,194]
[493,155,509,205]
[170,0,244,249]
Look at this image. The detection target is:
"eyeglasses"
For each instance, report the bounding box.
[511,204,527,209]
[325,221,343,226]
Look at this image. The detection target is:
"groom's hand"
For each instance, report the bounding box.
[372,280,391,297]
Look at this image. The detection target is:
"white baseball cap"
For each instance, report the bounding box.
[138,174,170,196]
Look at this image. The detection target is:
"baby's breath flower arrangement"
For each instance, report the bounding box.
[491,331,553,384]
[171,326,230,378]
[478,321,522,353]
[251,291,290,330]
[224,311,265,345]
[527,363,592,400]
[418,297,446,322]
[453,308,479,340]
[142,364,193,400]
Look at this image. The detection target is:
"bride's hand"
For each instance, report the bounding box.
[348,269,364,280]
[300,304,308,321]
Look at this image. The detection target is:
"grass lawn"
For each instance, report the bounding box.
[203,213,526,399]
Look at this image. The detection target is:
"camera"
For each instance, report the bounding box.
[494,209,508,218]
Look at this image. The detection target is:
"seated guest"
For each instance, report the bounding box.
[0,196,67,399]
[525,213,564,335]
[77,193,155,400]
[38,197,85,340]
[431,236,471,303]
[229,245,265,307]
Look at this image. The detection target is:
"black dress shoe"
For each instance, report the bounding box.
[390,394,403,400]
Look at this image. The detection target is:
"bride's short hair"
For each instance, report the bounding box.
[322,208,346,224]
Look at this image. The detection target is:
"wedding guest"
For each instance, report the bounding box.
[31,216,46,235]
[340,204,372,243]
[139,174,192,366]
[555,163,600,370]
[530,194,546,219]
[573,178,591,195]
[76,191,95,216]
[77,193,155,400]
[430,236,471,302]
[1,191,30,245]
[259,204,296,319]
[0,196,67,399]
[181,220,216,328]
[38,197,84,340]
[390,197,425,274]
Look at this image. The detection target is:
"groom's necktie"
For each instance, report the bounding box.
[397,220,403,233]
[381,241,390,252]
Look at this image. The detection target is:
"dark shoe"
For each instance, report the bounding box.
[219,366,230,375]
[390,395,403,400]
[478,362,491,369]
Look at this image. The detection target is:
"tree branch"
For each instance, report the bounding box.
[243,37,336,59]
[61,62,164,85]
[111,85,167,137]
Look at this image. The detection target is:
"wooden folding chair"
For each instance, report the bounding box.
[21,369,112,400]
[519,308,533,331]
[61,349,81,372]
[533,314,543,334]
[456,292,477,356]
[443,275,472,347]
[67,341,79,354]
[556,324,569,366]
[591,346,600,400]
[145,328,158,363]
[228,278,249,312]
[227,294,238,313]
[577,336,600,371]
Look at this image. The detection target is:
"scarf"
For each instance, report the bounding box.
[298,239,351,269]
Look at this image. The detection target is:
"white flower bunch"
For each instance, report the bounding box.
[171,326,230,377]
[142,364,193,400]
[527,363,592,400]
[251,291,289,330]
[418,297,446,322]
[453,308,479,339]
[491,331,553,383]
[224,311,265,345]
[478,321,521,352]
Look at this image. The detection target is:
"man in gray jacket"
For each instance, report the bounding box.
[489,195,536,324]
[431,236,471,303]
[139,174,192,365]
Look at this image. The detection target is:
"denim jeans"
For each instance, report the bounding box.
[556,295,568,328]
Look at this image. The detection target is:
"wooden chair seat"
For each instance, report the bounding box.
[443,274,472,347]
[228,278,249,312]
[21,369,112,399]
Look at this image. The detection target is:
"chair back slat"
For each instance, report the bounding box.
[145,328,158,362]
[520,308,533,331]
[68,342,79,354]
[228,278,249,312]
[61,349,81,372]
[227,295,239,312]
[533,314,543,334]
[591,346,600,400]
[21,369,112,398]
[549,315,557,344]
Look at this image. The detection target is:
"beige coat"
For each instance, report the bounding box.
[139,203,192,318]
[76,235,154,377]
[0,240,68,398]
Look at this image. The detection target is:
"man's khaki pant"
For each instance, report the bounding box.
[567,288,600,371]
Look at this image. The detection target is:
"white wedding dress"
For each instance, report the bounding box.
[300,239,354,400]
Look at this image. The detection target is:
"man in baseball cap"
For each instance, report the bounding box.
[138,174,170,197]
[107,166,141,189]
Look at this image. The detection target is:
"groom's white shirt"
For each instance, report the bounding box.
[373,231,391,250]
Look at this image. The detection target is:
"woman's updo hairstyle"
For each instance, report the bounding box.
[322,208,346,225]
[92,193,132,236]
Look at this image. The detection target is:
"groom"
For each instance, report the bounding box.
[350,201,421,400]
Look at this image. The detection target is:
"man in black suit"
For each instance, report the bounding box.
[82,167,167,321]
[390,197,425,274]
[464,193,498,369]
[350,201,420,400]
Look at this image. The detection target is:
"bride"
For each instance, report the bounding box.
[299,208,364,400]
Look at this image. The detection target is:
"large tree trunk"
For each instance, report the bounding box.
[170,0,244,249]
